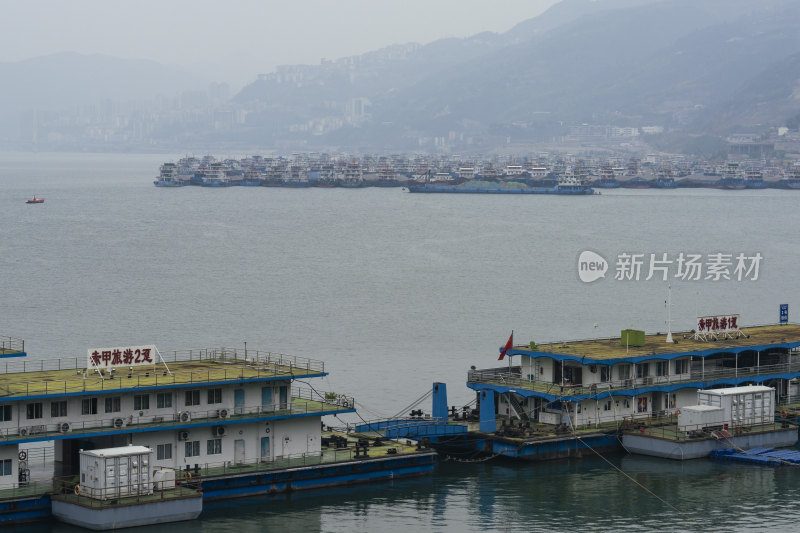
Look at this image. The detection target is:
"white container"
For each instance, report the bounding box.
[79,445,153,500]
[677,405,725,433]
[697,385,774,426]
[153,467,176,490]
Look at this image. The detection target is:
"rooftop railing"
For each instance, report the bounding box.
[0,347,324,375]
[0,335,24,355]
[0,350,327,399]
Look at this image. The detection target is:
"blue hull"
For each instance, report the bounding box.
[407,185,594,195]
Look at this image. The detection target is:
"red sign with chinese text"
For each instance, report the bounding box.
[87,344,156,369]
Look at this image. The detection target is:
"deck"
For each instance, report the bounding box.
[515,323,800,361]
[0,432,432,502]
[0,348,324,399]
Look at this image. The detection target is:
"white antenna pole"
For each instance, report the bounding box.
[666,284,674,343]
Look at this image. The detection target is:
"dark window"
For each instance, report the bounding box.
[0,405,12,422]
[207,439,222,455]
[26,403,43,420]
[207,388,222,404]
[104,397,121,413]
[50,401,68,418]
[185,390,200,406]
[185,441,200,457]
[157,393,172,409]
[134,395,150,410]
[82,398,98,415]
[157,444,172,460]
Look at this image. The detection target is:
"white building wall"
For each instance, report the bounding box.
[128,416,322,471]
[0,445,18,489]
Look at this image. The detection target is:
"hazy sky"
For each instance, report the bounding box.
[3,0,560,88]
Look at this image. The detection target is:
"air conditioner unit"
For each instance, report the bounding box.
[219,408,229,419]
[179,411,192,423]
[213,426,226,437]
[178,430,190,441]
[113,418,126,429]
[60,422,72,433]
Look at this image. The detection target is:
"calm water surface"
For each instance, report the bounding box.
[2,152,800,532]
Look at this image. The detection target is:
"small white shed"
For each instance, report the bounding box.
[79,445,153,500]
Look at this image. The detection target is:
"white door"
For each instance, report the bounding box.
[234,439,245,464]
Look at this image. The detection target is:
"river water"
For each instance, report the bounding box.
[2,152,800,532]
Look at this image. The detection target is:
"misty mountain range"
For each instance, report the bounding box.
[3,0,800,151]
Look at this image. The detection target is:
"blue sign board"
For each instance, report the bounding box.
[780,304,789,324]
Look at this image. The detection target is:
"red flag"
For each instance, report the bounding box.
[498,331,514,360]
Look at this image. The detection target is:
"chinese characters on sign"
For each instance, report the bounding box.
[614,252,762,281]
[87,345,157,370]
[693,314,745,341]
[780,304,789,324]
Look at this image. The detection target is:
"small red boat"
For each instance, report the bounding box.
[26,196,44,204]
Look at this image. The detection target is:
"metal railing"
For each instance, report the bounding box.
[0,336,24,355]
[51,473,201,508]
[469,360,800,396]
[0,388,355,441]
[188,446,422,479]
[0,347,324,376]
[0,351,329,399]
[624,414,793,442]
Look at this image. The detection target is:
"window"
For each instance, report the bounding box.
[185,441,200,458]
[669,393,676,408]
[207,439,222,455]
[636,363,649,379]
[82,398,98,415]
[576,403,582,414]
[51,401,68,418]
[674,359,688,374]
[655,361,668,377]
[26,403,43,420]
[637,397,648,413]
[623,399,631,409]
[104,397,121,413]
[207,388,222,404]
[157,444,172,460]
[157,393,172,409]
[617,364,631,380]
[603,400,611,411]
[0,405,12,422]
[600,366,610,382]
[134,395,150,410]
[185,390,200,406]
[0,459,11,476]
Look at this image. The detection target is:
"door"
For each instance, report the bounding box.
[279,386,288,410]
[261,387,273,412]
[234,389,245,415]
[234,439,245,464]
[260,437,270,461]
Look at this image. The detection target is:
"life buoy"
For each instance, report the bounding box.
[74,485,81,496]
[341,400,350,408]
[18,450,27,461]
[781,409,789,419]
[185,472,192,481]
[674,409,681,416]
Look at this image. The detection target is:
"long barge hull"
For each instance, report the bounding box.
[0,451,437,525]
